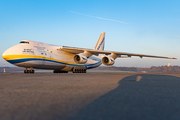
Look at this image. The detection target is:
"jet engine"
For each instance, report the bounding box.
[102,56,115,65]
[74,54,87,64]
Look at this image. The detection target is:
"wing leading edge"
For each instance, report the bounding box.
[60,46,177,59]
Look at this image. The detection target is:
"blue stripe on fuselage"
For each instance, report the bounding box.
[7,58,101,67]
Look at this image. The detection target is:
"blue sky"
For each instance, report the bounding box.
[0,0,179,67]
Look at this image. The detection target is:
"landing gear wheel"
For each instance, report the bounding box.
[24,68,35,74]
[24,70,27,74]
[30,70,35,74]
[27,70,30,73]
[73,69,87,73]
[54,70,57,73]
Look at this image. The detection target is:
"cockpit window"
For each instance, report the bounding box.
[19,41,29,44]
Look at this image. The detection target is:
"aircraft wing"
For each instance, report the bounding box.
[60,46,177,59]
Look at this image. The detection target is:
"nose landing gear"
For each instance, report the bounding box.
[24,68,35,74]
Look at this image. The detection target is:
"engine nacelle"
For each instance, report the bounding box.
[74,54,88,64]
[102,56,115,65]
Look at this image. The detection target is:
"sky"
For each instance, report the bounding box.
[0,0,180,67]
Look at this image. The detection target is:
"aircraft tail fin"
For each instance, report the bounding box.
[94,32,105,50]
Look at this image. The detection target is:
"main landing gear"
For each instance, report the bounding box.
[24,68,35,74]
[73,68,86,73]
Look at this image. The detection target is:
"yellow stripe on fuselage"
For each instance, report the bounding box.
[3,55,37,60]
[2,54,85,65]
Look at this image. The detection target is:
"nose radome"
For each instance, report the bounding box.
[2,47,13,60]
[2,50,9,60]
[2,44,22,61]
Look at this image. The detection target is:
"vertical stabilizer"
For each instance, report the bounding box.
[94,32,105,50]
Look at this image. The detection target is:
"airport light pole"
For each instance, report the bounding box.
[4,60,6,73]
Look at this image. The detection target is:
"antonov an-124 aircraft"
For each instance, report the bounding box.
[2,32,176,74]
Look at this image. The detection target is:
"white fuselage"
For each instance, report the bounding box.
[2,40,102,71]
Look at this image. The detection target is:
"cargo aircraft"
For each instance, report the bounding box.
[2,32,176,74]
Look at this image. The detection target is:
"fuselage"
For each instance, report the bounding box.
[2,40,102,72]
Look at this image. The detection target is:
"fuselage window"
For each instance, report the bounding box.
[19,41,29,44]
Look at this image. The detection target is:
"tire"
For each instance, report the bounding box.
[27,70,30,73]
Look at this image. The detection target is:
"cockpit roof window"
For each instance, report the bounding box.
[19,41,29,44]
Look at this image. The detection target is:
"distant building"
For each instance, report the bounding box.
[140,71,147,73]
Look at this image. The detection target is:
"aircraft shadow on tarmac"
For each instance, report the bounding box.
[70,74,180,120]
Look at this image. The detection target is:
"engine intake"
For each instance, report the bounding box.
[102,56,115,65]
[74,54,87,64]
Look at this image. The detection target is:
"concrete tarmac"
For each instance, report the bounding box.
[0,72,180,120]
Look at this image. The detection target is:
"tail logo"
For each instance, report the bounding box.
[97,38,105,50]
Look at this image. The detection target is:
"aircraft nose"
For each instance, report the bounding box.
[2,48,12,60]
[2,44,20,61]
[2,50,8,60]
